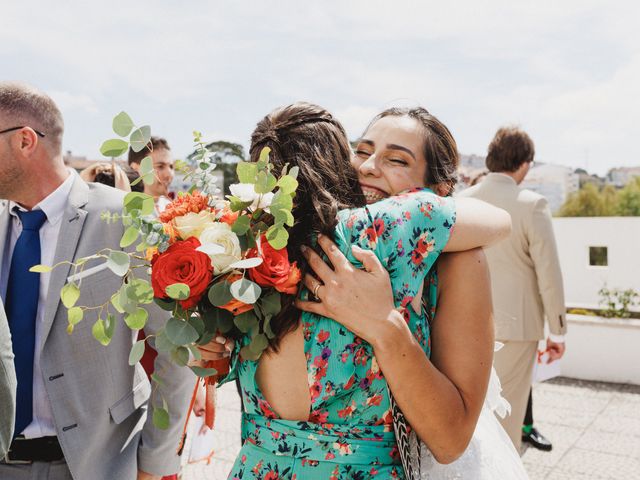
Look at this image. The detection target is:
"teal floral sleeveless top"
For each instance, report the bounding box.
[224,188,456,479]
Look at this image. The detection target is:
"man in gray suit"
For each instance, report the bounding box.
[459,127,567,451]
[0,298,16,457]
[0,82,193,479]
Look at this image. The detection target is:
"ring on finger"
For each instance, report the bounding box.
[312,282,322,298]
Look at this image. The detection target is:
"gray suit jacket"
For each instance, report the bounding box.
[459,173,567,341]
[0,177,194,479]
[0,298,16,457]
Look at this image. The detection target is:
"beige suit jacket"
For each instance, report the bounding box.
[459,173,567,341]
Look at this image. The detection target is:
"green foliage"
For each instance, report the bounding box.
[129,126,152,153]
[112,112,135,137]
[165,283,190,300]
[29,264,52,273]
[124,307,148,330]
[128,340,145,365]
[230,278,262,304]
[100,139,129,158]
[92,314,116,346]
[123,192,155,216]
[208,280,233,307]
[190,366,218,377]
[557,178,640,217]
[152,406,170,430]
[165,317,199,345]
[61,282,80,308]
[598,285,639,318]
[106,251,130,277]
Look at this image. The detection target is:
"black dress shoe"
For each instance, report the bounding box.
[522,427,553,451]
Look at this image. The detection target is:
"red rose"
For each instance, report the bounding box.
[247,235,301,294]
[151,237,213,309]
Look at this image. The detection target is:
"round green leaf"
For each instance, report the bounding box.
[154,297,176,311]
[29,264,52,273]
[233,310,258,333]
[154,329,175,352]
[249,333,269,353]
[240,345,261,361]
[228,257,263,270]
[112,111,135,137]
[123,192,155,216]
[124,307,148,330]
[266,225,289,250]
[152,406,170,430]
[231,215,251,235]
[260,291,281,316]
[92,318,111,346]
[208,281,233,307]
[165,317,199,345]
[107,251,130,277]
[171,346,190,366]
[130,126,151,153]
[258,146,271,164]
[277,176,298,195]
[230,278,262,305]
[288,166,299,180]
[128,340,145,366]
[165,283,190,300]
[120,226,139,248]
[236,162,258,183]
[189,366,219,377]
[61,282,80,309]
[100,138,129,158]
[254,171,278,194]
[188,315,205,337]
[67,306,83,326]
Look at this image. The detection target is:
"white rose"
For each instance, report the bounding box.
[229,183,274,211]
[197,223,241,274]
[173,211,216,239]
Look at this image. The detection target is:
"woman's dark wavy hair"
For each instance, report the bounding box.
[250,102,366,349]
[364,107,459,196]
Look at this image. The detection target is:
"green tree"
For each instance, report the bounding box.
[557,183,609,217]
[615,177,640,216]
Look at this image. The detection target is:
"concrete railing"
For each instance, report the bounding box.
[560,314,640,385]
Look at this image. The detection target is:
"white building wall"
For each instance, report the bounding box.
[553,217,640,309]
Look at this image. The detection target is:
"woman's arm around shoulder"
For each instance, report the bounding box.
[444,197,511,252]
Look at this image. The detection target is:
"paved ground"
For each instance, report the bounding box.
[182,377,640,479]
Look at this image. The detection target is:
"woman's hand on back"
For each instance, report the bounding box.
[295,234,397,342]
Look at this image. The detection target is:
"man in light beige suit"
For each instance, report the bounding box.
[0,298,17,457]
[459,126,567,451]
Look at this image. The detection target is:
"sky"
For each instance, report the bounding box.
[2,0,639,176]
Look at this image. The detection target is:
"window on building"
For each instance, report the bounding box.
[589,246,608,267]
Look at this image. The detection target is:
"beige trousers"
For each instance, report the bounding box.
[493,340,538,452]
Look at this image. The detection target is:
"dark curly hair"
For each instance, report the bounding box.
[250,102,366,349]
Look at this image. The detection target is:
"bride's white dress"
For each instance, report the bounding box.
[416,359,529,479]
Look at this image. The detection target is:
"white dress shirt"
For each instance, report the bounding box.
[0,169,75,438]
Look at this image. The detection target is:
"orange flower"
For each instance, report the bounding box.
[159,191,211,224]
[219,208,240,226]
[246,234,302,295]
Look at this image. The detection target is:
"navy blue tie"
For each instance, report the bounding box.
[5,209,47,436]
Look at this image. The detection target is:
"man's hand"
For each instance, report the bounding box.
[546,338,566,363]
[137,470,162,480]
[294,234,396,342]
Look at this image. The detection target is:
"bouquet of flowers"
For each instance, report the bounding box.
[34,112,301,431]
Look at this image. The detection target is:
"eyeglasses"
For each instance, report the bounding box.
[0,126,46,137]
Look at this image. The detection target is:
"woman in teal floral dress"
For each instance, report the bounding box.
[207,103,509,479]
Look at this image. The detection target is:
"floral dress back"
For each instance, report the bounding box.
[225,188,456,479]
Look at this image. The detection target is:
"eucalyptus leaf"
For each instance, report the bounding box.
[228,257,263,269]
[249,333,269,353]
[29,264,52,273]
[100,138,129,158]
[67,306,83,326]
[129,126,151,153]
[128,340,145,365]
[61,282,80,309]
[106,251,130,277]
[153,406,170,430]
[165,283,190,300]
[231,215,251,235]
[236,162,258,183]
[240,345,261,361]
[189,366,219,377]
[127,278,155,304]
[124,307,148,330]
[277,175,298,195]
[154,329,175,352]
[208,281,233,307]
[288,166,299,180]
[154,297,176,311]
[111,292,125,314]
[92,318,112,346]
[112,111,135,137]
[260,291,281,316]
[171,346,190,366]
[120,226,139,248]
[258,146,271,164]
[187,315,205,337]
[123,192,155,216]
[266,224,289,250]
[150,373,165,386]
[165,317,199,345]
[234,310,258,333]
[254,171,278,194]
[230,278,262,304]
